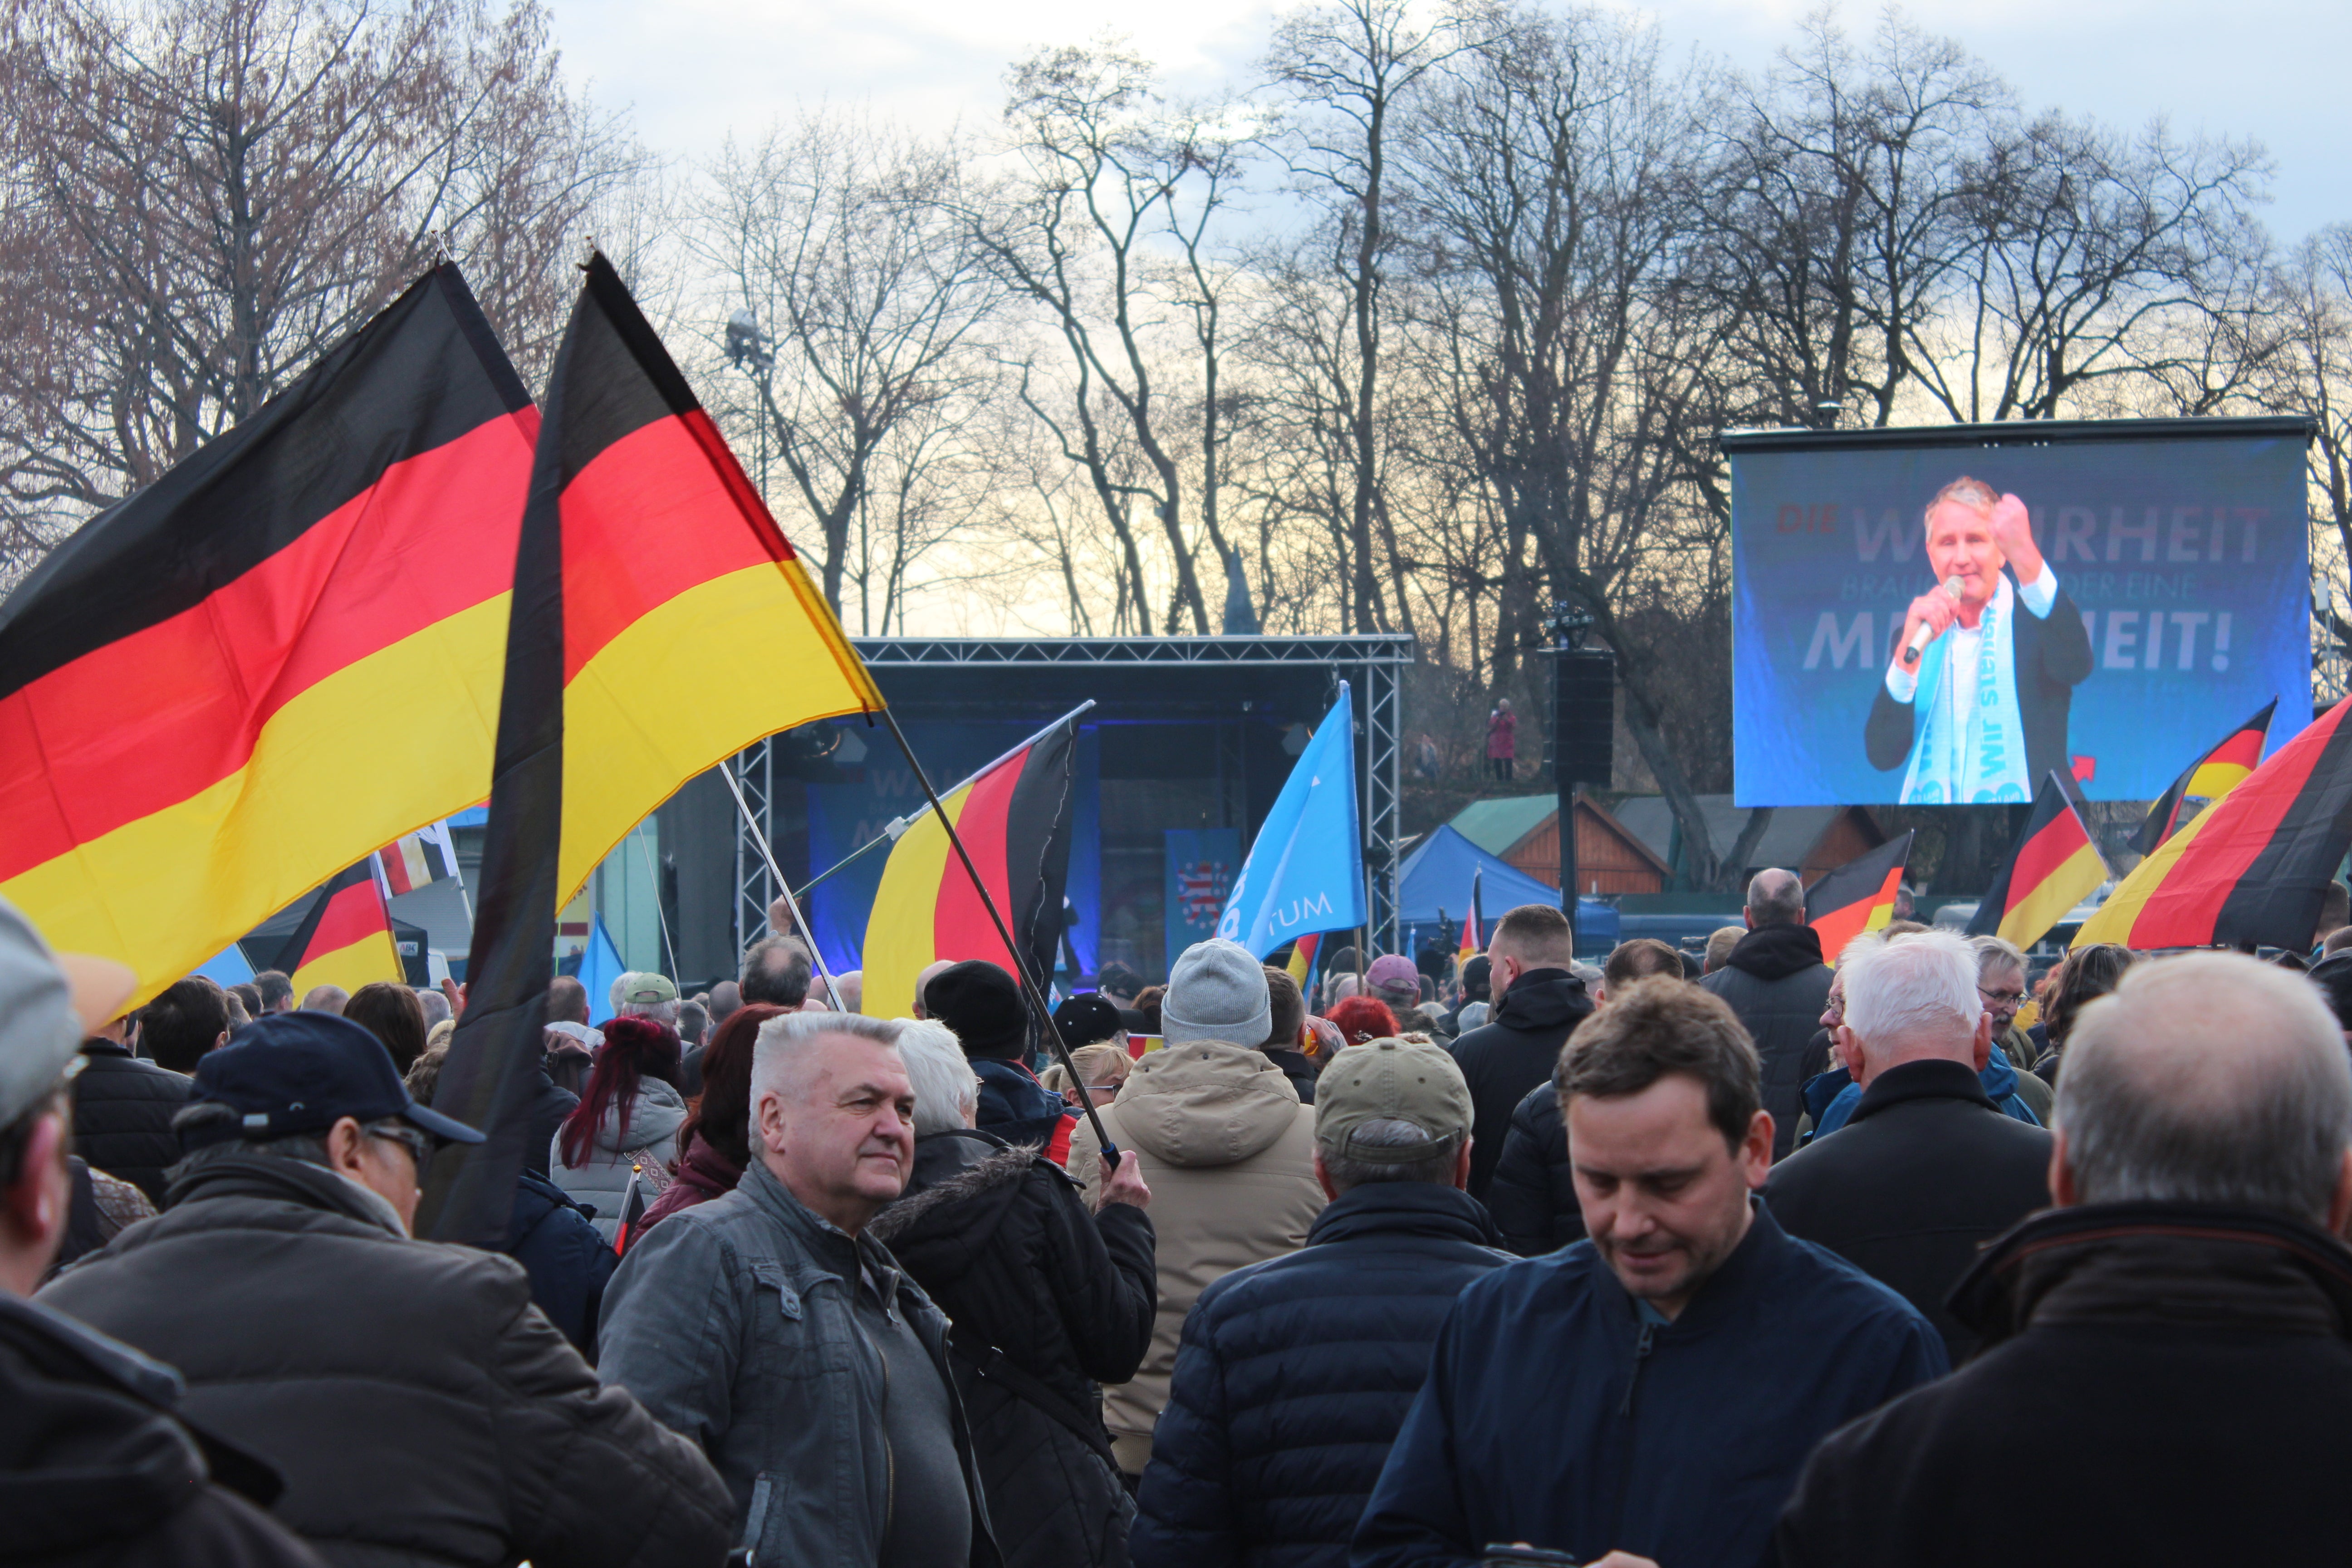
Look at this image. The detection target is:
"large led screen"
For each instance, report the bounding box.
[1729,419,2311,807]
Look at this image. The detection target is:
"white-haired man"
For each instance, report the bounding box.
[1765,929,2053,1362]
[598,1012,997,1567]
[1865,476,2093,804]
[1782,952,2352,1563]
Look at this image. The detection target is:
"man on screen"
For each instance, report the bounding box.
[1866,476,2093,803]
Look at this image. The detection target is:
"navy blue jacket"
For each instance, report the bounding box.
[972,1056,1074,1149]
[1132,1182,1511,1568]
[504,1168,616,1361]
[1351,1202,1946,1568]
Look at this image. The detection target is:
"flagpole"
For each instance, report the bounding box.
[875,706,1117,1160]
[722,764,848,1011]
[798,701,1101,897]
[630,822,677,979]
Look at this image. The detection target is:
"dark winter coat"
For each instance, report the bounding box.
[1485,1081,1583,1256]
[39,1152,732,1568]
[0,1292,327,1568]
[974,1055,1077,1150]
[1447,969,1593,1200]
[1130,1182,1511,1568]
[1764,1057,2053,1362]
[870,1129,1157,1568]
[1261,1048,1319,1105]
[68,1041,189,1205]
[625,1130,742,1249]
[1779,1202,2352,1568]
[522,1064,578,1180]
[1699,925,1834,1161]
[1352,1202,1946,1568]
[505,1169,617,1362]
[1864,571,2093,791]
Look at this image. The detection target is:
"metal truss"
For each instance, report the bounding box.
[732,634,1418,958]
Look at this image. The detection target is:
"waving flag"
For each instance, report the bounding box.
[241,862,402,998]
[862,711,1083,1021]
[420,253,883,1247]
[1967,774,2109,950]
[1806,833,1914,960]
[1459,869,1485,961]
[0,266,536,1009]
[1219,683,1366,959]
[2076,695,2352,953]
[2133,700,2276,855]
[377,819,463,896]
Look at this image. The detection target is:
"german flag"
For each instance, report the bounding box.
[1458,869,1484,962]
[0,266,536,1009]
[2133,700,2276,855]
[269,863,403,998]
[1966,774,2109,949]
[2076,696,2352,953]
[862,712,1082,1021]
[419,254,882,1247]
[376,819,462,896]
[1286,931,1323,991]
[1806,832,1914,962]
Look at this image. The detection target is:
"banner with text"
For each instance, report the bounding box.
[1730,422,2310,806]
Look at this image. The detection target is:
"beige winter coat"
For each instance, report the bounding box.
[1067,1037,1325,1474]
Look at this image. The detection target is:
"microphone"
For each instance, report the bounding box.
[1900,576,1967,667]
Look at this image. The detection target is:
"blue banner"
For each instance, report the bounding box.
[1164,829,1241,972]
[1731,431,2309,805]
[1218,683,1366,957]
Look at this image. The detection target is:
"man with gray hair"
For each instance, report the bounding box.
[1132,1038,1508,1568]
[1781,951,2352,1562]
[609,971,679,1026]
[1765,929,2053,1361]
[1969,934,2053,1120]
[1701,867,1834,1159]
[598,1011,997,1567]
[739,935,813,1010]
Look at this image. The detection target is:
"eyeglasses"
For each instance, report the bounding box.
[366,1122,434,1172]
[1978,985,2026,1008]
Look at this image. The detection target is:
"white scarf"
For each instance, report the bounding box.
[1901,573,2032,805]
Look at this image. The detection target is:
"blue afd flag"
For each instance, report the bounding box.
[579,914,626,1026]
[1218,683,1365,958]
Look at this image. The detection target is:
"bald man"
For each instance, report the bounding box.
[1782,952,2352,1564]
[909,960,956,1020]
[1700,869,1833,1160]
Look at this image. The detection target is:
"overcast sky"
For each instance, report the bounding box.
[547,0,2349,246]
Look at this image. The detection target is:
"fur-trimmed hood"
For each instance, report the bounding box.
[871,1130,1083,1291]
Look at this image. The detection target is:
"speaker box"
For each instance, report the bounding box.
[1552,648,1616,788]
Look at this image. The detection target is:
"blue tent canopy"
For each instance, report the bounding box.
[1396,825,1617,958]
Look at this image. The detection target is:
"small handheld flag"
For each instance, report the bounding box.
[1458,869,1484,962]
[2134,701,2276,855]
[1966,774,2110,950]
[1806,833,1915,961]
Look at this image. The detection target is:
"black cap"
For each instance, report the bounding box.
[926,960,1027,1058]
[185,1011,485,1150]
[1052,993,1124,1049]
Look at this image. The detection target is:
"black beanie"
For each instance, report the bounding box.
[926,960,1028,1058]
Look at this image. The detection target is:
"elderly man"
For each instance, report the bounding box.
[1970,935,2053,1118]
[1765,931,2053,1362]
[1132,1038,1509,1568]
[1866,477,2093,804]
[740,935,813,1009]
[609,971,679,1025]
[43,1012,730,1568]
[598,1012,997,1567]
[1356,979,1943,1568]
[1781,952,2352,1563]
[1702,868,1836,1160]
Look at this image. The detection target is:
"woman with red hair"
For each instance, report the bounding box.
[551,1015,685,1245]
[622,1004,786,1251]
[1323,995,1401,1047]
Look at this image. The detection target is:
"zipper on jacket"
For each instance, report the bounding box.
[1611,1319,1656,1544]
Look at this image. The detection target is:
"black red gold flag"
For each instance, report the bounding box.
[1806,833,1915,962]
[2133,700,2277,855]
[2078,696,2352,953]
[1966,774,2109,950]
[0,266,535,1009]
[420,253,881,1245]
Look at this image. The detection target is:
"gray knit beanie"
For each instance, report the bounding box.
[1162,938,1273,1048]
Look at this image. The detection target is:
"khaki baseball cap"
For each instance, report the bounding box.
[617,971,678,1006]
[1314,1036,1473,1163]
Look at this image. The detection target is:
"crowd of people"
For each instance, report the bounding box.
[9,863,2352,1566]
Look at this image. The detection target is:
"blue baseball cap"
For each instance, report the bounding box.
[184,1010,485,1149]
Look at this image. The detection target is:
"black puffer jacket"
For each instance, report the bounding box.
[68,1041,189,1204]
[0,1293,325,1568]
[1700,924,1833,1161]
[1448,969,1593,1200]
[870,1129,1157,1568]
[1130,1183,1511,1568]
[1485,1080,1584,1256]
[1262,1049,1319,1105]
[39,1153,732,1568]
[504,1169,616,1361]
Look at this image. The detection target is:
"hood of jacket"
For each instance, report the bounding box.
[1951,1200,2352,1348]
[584,1078,687,1156]
[970,1056,1070,1148]
[1306,1179,1504,1251]
[1725,922,1826,983]
[1111,1038,1304,1168]
[671,1131,745,1202]
[1490,969,1593,1033]
[161,1148,410,1236]
[869,1133,1044,1284]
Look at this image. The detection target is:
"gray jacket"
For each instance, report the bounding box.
[597,1156,1000,1568]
